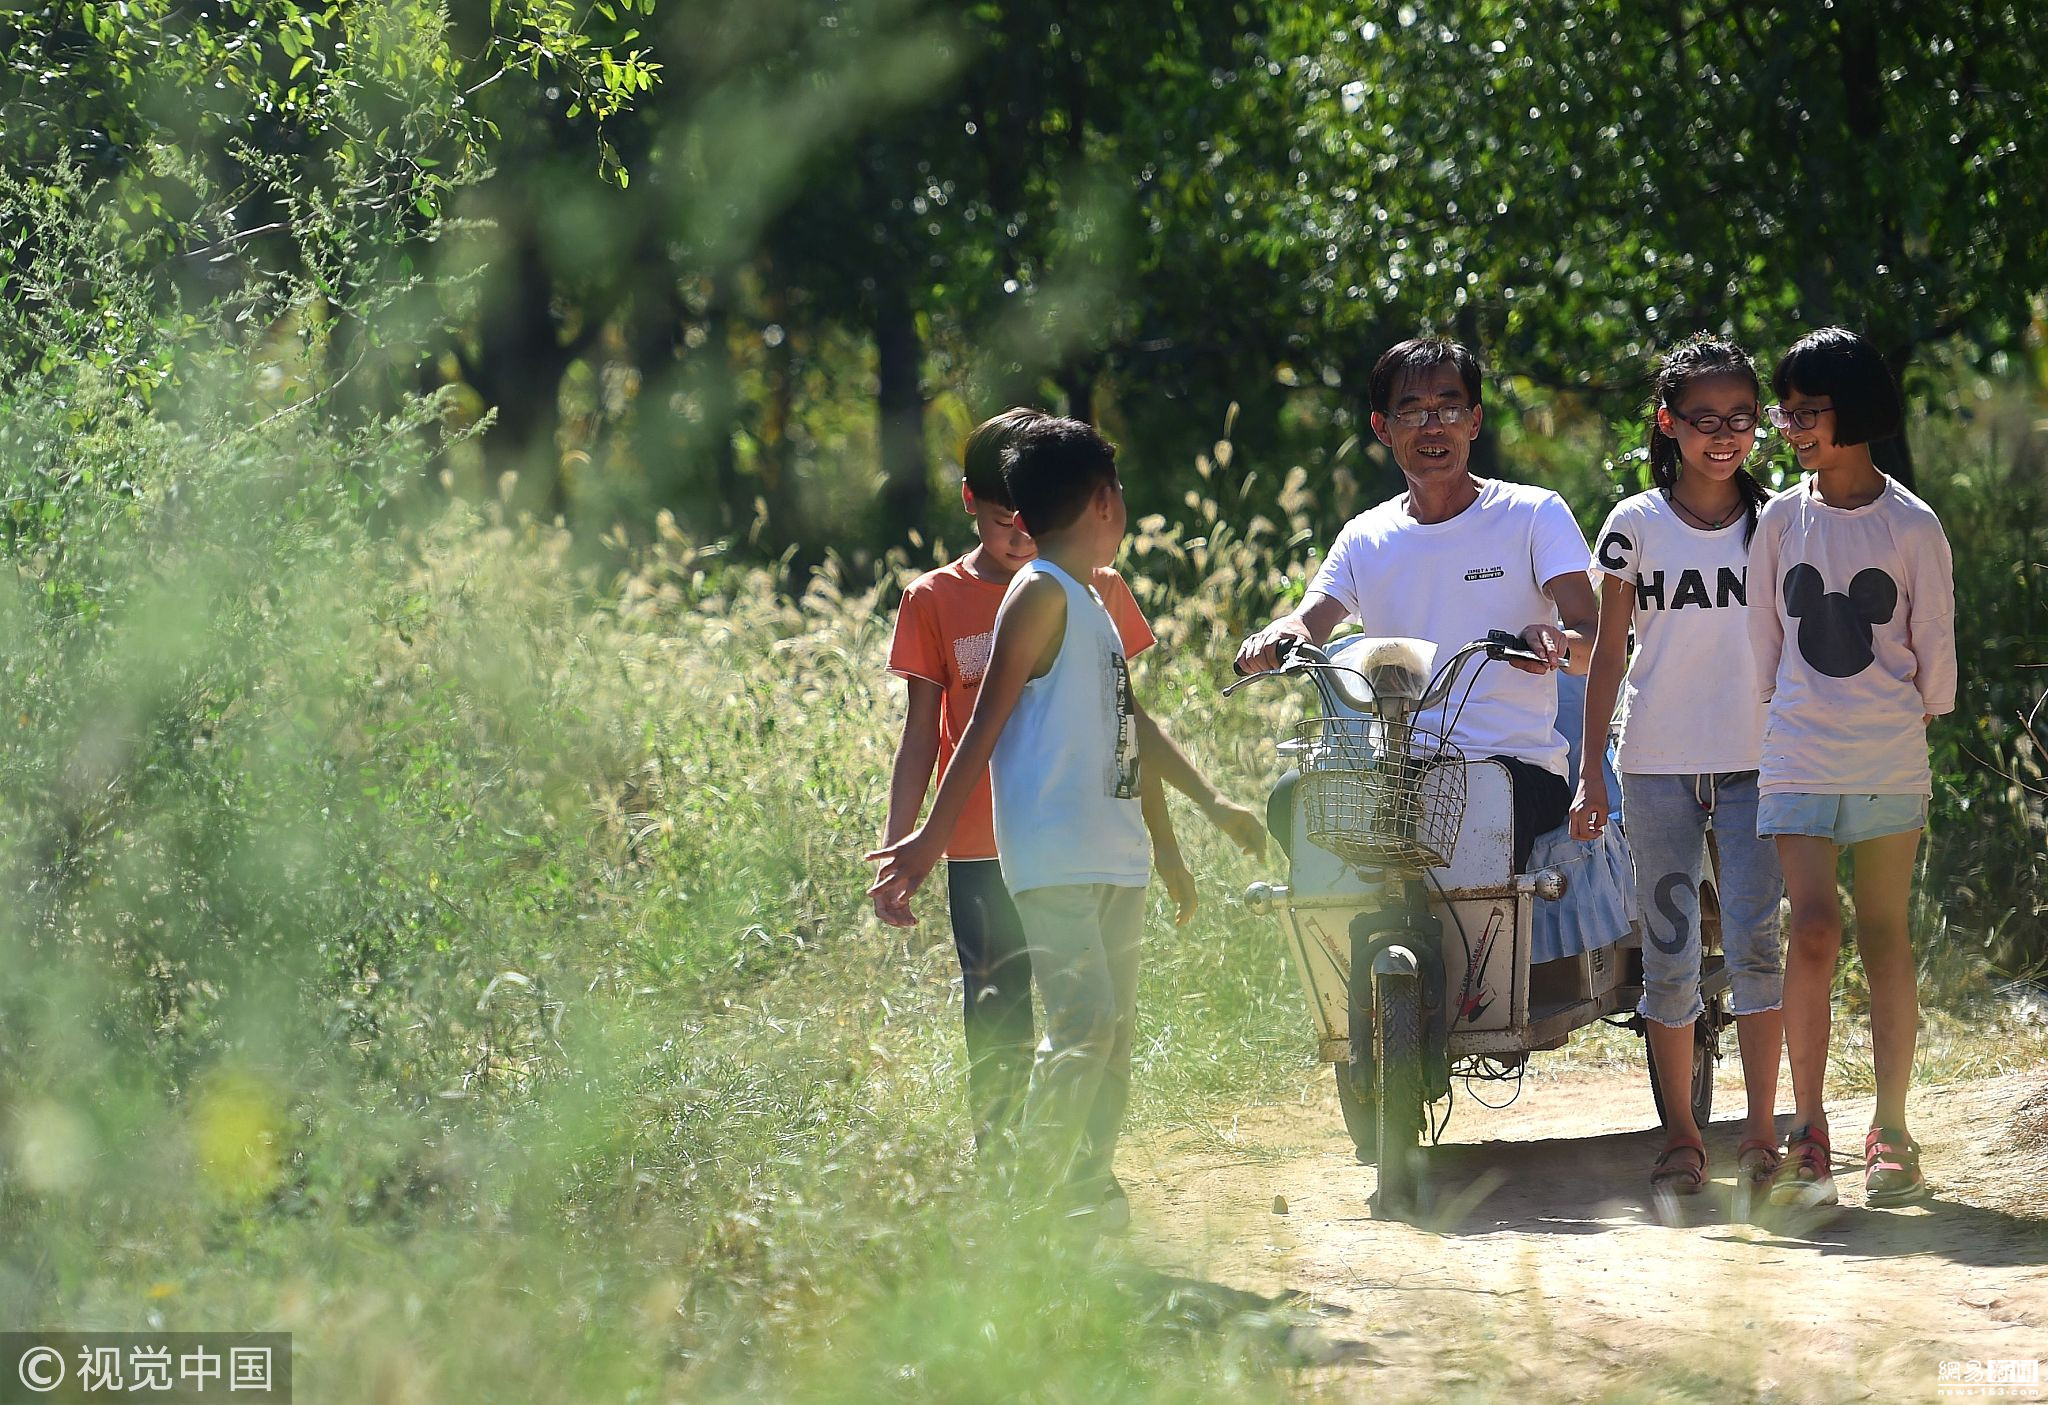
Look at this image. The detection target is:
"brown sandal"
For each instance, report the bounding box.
[1736,1136,1784,1187]
[1651,1134,1708,1196]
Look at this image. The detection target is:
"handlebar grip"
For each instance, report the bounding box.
[1484,628,1547,665]
[1232,632,1303,677]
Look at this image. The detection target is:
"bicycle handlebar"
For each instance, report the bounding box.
[1225,630,1553,719]
[1229,632,1303,678]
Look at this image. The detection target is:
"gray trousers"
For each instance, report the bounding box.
[1621,770,1786,1026]
[1011,882,1146,1190]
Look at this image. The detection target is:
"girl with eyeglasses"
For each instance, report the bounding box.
[1748,327,1955,1213]
[1570,335,1786,1216]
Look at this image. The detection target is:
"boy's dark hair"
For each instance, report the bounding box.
[962,406,1046,506]
[1771,327,1903,446]
[1647,334,1771,542]
[1369,337,1484,415]
[1000,416,1118,536]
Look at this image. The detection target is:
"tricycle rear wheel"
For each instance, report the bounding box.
[1645,997,1721,1131]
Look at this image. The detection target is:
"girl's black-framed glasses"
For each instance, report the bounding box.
[1765,404,1836,432]
[1669,409,1760,436]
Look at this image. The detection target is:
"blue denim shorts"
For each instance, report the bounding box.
[1756,792,1928,846]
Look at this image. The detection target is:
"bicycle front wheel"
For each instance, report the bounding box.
[1373,968,1427,1216]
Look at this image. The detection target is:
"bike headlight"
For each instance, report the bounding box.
[1241,881,1289,916]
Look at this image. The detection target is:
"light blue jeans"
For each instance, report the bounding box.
[1621,771,1786,1027]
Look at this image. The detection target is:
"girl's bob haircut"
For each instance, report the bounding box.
[1771,327,1904,447]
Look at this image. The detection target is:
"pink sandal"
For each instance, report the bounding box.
[1864,1126,1927,1206]
[1768,1123,1838,1209]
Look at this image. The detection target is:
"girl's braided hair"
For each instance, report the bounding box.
[1647,334,1771,542]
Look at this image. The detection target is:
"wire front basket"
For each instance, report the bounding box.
[1294,716,1466,871]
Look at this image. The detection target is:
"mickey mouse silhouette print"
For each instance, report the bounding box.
[1782,563,1898,678]
[1746,474,1956,798]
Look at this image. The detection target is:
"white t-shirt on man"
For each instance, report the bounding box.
[1592,490,1766,775]
[1307,477,1592,777]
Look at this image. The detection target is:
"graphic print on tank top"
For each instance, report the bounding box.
[1108,647,1139,799]
[1783,562,1898,678]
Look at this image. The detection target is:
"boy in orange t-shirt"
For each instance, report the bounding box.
[876,407,1265,1183]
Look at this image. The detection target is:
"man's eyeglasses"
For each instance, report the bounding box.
[1387,405,1476,429]
[1765,404,1836,432]
[1670,410,1759,436]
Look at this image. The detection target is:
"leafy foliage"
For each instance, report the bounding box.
[0,8,2042,1396]
[1254,3,2048,391]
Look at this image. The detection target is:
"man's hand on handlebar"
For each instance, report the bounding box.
[1234,616,1313,676]
[1507,622,1570,674]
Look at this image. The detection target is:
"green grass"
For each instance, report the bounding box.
[0,391,1326,1398]
[1,298,2041,1401]
[6,470,2032,1400]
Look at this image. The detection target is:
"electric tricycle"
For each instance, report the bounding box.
[1228,634,1731,1215]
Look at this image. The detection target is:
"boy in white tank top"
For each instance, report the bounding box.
[868,417,1177,1229]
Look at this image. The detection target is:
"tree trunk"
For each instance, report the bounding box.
[471,222,574,514]
[641,266,742,541]
[1835,1,1916,496]
[704,269,744,535]
[622,260,684,530]
[758,279,799,559]
[1456,303,1501,479]
[1871,433,1916,491]
[874,267,928,547]
[1875,340,1917,490]
[1059,359,1094,425]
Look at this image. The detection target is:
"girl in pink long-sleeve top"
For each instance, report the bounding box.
[1748,327,1957,1213]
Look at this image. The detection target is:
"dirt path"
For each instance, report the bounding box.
[1126,1065,2048,1400]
